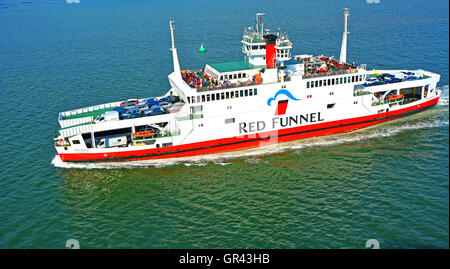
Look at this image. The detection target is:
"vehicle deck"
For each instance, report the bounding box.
[62,107,116,120]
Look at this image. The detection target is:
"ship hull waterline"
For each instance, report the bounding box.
[57,96,439,163]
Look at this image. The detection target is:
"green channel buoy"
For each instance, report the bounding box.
[198,44,206,53]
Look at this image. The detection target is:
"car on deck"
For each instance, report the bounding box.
[122,107,142,119]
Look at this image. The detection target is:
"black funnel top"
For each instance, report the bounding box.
[263,34,277,45]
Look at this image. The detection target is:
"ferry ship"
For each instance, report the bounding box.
[54,9,441,163]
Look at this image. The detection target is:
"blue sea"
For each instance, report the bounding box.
[0,0,448,248]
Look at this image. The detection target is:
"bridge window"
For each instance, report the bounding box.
[225,118,235,124]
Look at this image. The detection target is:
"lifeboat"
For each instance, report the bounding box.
[133,131,156,138]
[388,94,404,101]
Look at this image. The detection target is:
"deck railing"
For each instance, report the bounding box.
[302,69,357,79]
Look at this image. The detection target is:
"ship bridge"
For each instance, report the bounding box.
[178,13,297,92]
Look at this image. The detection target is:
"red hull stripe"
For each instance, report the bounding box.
[60,97,439,162]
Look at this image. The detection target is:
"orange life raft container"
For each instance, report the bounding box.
[133,131,156,138]
[388,94,404,101]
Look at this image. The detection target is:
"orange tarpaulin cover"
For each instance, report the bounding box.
[388,94,404,101]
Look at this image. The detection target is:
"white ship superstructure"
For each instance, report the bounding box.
[54,10,441,162]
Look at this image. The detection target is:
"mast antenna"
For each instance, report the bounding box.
[169,21,181,79]
[339,8,350,63]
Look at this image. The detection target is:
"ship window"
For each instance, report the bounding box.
[225,118,235,124]
[254,88,258,95]
[245,89,249,96]
[230,91,234,98]
[240,90,244,97]
[220,75,223,81]
[249,89,253,96]
[252,45,258,50]
[235,90,239,98]
[332,79,335,85]
[319,80,322,87]
[328,79,331,85]
[207,94,211,102]
[233,74,237,79]
[327,103,336,109]
[311,81,315,88]
[216,93,220,100]
[211,94,216,101]
[323,80,326,86]
[335,78,338,85]
[344,77,347,83]
[220,92,224,99]
[162,142,172,147]
[202,95,206,102]
[73,140,80,144]
[238,73,242,79]
[226,92,230,99]
[315,81,318,87]
[187,97,191,103]
[340,77,343,84]
[197,96,201,103]
[224,75,228,79]
[307,82,310,88]
[359,75,362,81]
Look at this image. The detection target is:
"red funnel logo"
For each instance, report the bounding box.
[275,100,288,115]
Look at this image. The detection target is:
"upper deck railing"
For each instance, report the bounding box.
[302,68,358,79]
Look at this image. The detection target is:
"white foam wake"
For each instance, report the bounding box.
[438,85,449,106]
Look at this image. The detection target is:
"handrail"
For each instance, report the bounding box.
[302,69,357,79]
